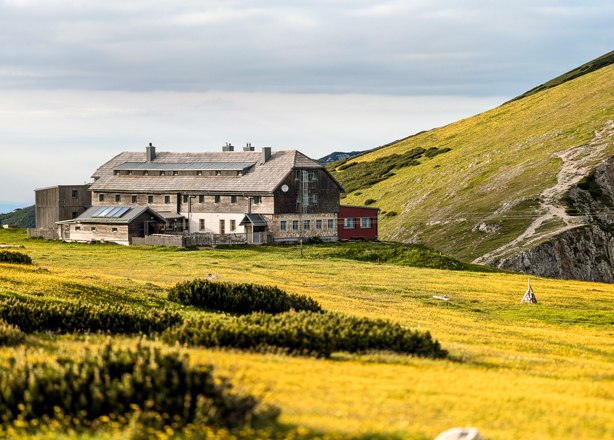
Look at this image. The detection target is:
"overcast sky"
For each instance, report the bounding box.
[1,0,612,210]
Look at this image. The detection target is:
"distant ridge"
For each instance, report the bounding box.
[0,205,35,228]
[510,50,614,102]
[318,151,362,164]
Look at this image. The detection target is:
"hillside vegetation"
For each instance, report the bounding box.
[0,205,34,228]
[330,61,614,262]
[0,229,613,439]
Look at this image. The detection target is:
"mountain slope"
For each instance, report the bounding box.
[329,59,614,270]
[510,50,614,102]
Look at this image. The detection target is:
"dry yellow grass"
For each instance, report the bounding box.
[0,230,613,439]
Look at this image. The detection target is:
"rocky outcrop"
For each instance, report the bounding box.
[497,225,614,282]
[497,157,614,283]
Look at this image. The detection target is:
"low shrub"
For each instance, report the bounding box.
[0,319,25,346]
[384,211,398,217]
[364,198,376,205]
[0,251,32,265]
[163,311,447,359]
[0,297,182,334]
[168,279,322,315]
[0,342,265,430]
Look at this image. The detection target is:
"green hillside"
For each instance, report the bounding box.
[510,50,614,101]
[330,59,614,262]
[0,205,34,228]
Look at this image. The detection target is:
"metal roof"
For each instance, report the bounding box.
[239,213,268,227]
[57,206,166,225]
[114,162,256,171]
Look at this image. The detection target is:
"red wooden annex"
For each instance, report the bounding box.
[338,205,379,241]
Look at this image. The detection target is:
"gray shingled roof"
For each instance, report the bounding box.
[89,150,331,194]
[57,206,166,224]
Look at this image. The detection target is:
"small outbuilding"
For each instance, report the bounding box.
[338,205,379,241]
[57,206,167,245]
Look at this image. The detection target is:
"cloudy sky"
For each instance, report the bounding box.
[1,0,612,210]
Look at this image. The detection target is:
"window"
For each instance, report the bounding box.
[215,170,221,176]
[198,195,205,203]
[113,170,119,175]
[98,194,105,202]
[115,194,121,203]
[237,170,243,176]
[91,226,96,232]
[327,219,334,229]
[219,219,225,234]
[230,219,236,231]
[71,211,78,219]
[148,195,154,204]
[253,196,262,205]
[144,170,149,176]
[303,220,310,230]
[182,194,189,203]
[173,171,179,176]
[127,170,133,176]
[292,220,299,231]
[230,195,237,204]
[280,220,287,231]
[344,218,355,229]
[315,219,322,230]
[160,171,165,176]
[214,195,221,204]
[309,194,319,204]
[199,219,205,231]
[360,217,372,229]
[112,227,118,233]
[71,190,78,199]
[197,170,203,176]
[75,226,81,231]
[131,195,138,203]
[164,195,171,204]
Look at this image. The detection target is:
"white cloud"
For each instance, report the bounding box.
[0,89,504,204]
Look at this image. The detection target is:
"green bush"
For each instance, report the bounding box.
[0,319,25,346]
[0,297,182,334]
[0,251,32,265]
[163,311,447,359]
[329,146,452,193]
[0,342,264,429]
[168,279,322,315]
[364,198,376,205]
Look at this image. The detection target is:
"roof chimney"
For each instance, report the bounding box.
[243,142,255,152]
[146,143,156,162]
[222,142,234,152]
[261,147,271,163]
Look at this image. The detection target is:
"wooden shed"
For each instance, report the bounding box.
[57,206,166,245]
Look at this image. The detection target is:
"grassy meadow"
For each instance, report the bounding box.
[0,228,613,439]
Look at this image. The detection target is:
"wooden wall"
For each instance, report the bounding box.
[35,185,90,228]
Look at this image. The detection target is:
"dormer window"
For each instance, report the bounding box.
[237,170,243,176]
[144,170,149,176]
[197,170,203,176]
[215,171,221,176]
[113,170,119,175]
[173,171,179,176]
[127,170,133,176]
[160,171,165,176]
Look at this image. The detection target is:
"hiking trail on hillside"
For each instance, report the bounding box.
[474,120,614,266]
